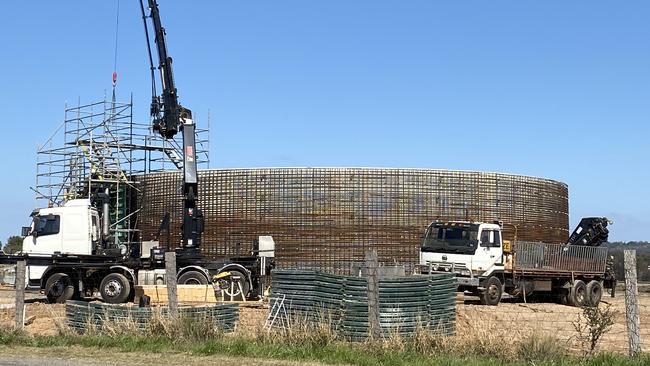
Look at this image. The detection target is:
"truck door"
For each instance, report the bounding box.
[24,214,63,255]
[24,214,63,283]
[475,228,503,273]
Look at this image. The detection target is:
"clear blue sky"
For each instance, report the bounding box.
[1,1,648,242]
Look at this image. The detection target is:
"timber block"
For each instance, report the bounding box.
[134,285,218,305]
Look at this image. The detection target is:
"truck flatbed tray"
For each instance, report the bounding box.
[513,241,608,274]
[510,269,605,278]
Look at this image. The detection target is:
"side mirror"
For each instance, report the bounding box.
[21,226,32,237]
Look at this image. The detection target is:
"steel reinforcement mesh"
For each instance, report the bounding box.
[135,168,569,273]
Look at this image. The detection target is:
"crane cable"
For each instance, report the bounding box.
[112,0,121,100]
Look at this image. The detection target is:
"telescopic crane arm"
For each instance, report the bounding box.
[566,217,611,247]
[140,0,203,250]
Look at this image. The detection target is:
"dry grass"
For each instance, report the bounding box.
[74,307,225,344]
[1,289,649,360]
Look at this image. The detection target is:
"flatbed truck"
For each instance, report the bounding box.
[419,218,616,306]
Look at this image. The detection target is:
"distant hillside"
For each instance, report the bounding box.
[605,241,650,253]
[604,241,650,281]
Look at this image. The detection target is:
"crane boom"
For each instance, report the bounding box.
[141,0,203,251]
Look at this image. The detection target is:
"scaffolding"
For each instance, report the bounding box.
[34,96,209,246]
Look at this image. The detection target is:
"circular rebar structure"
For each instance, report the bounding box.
[136,168,569,273]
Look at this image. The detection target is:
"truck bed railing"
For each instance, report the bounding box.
[514,241,608,274]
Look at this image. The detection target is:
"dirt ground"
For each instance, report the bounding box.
[2,285,650,354]
[456,290,650,354]
[0,345,332,366]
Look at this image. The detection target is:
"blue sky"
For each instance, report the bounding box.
[1,1,649,242]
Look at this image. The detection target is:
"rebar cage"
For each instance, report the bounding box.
[136,168,569,273]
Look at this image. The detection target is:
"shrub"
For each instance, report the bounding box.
[572,304,615,355]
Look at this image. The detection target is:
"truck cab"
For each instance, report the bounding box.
[22,199,101,287]
[23,199,101,257]
[419,221,504,289]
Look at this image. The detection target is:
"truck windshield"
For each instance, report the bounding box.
[421,224,479,254]
[33,215,61,236]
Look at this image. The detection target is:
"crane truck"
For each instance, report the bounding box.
[0,0,274,303]
[419,218,616,306]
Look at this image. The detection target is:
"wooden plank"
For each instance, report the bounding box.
[135,285,217,305]
[14,261,26,330]
[365,250,380,340]
[624,250,641,356]
[165,252,178,316]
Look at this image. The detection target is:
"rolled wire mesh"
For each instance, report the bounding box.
[135,168,569,274]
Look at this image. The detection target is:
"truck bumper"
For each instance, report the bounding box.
[418,266,479,288]
[457,276,479,287]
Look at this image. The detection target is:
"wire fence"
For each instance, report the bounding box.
[456,292,650,354]
[2,259,650,356]
[2,286,650,355]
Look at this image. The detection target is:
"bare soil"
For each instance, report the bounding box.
[2,284,650,354]
[456,292,650,353]
[0,345,333,366]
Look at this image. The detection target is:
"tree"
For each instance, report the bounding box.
[3,236,23,254]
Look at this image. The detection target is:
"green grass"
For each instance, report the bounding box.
[0,329,648,366]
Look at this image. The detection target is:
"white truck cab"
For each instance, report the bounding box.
[419,221,504,287]
[22,199,101,285]
[23,199,100,256]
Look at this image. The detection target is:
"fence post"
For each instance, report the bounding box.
[165,252,178,317]
[365,250,380,340]
[624,250,641,356]
[14,260,26,330]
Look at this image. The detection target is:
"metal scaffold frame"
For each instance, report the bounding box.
[34,96,209,246]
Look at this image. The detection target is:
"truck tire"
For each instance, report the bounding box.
[178,270,208,285]
[219,269,250,301]
[586,280,603,307]
[100,273,131,304]
[569,280,587,307]
[45,273,75,304]
[479,276,502,306]
[555,288,569,305]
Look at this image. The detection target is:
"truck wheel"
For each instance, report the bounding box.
[100,273,131,304]
[586,280,603,307]
[178,270,208,285]
[45,273,75,304]
[219,269,250,301]
[555,289,569,305]
[479,276,502,306]
[569,280,587,307]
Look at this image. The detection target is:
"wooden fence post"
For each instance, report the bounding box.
[165,252,178,317]
[14,260,26,330]
[365,250,380,340]
[624,250,641,356]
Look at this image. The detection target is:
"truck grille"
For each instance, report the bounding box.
[422,261,468,274]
